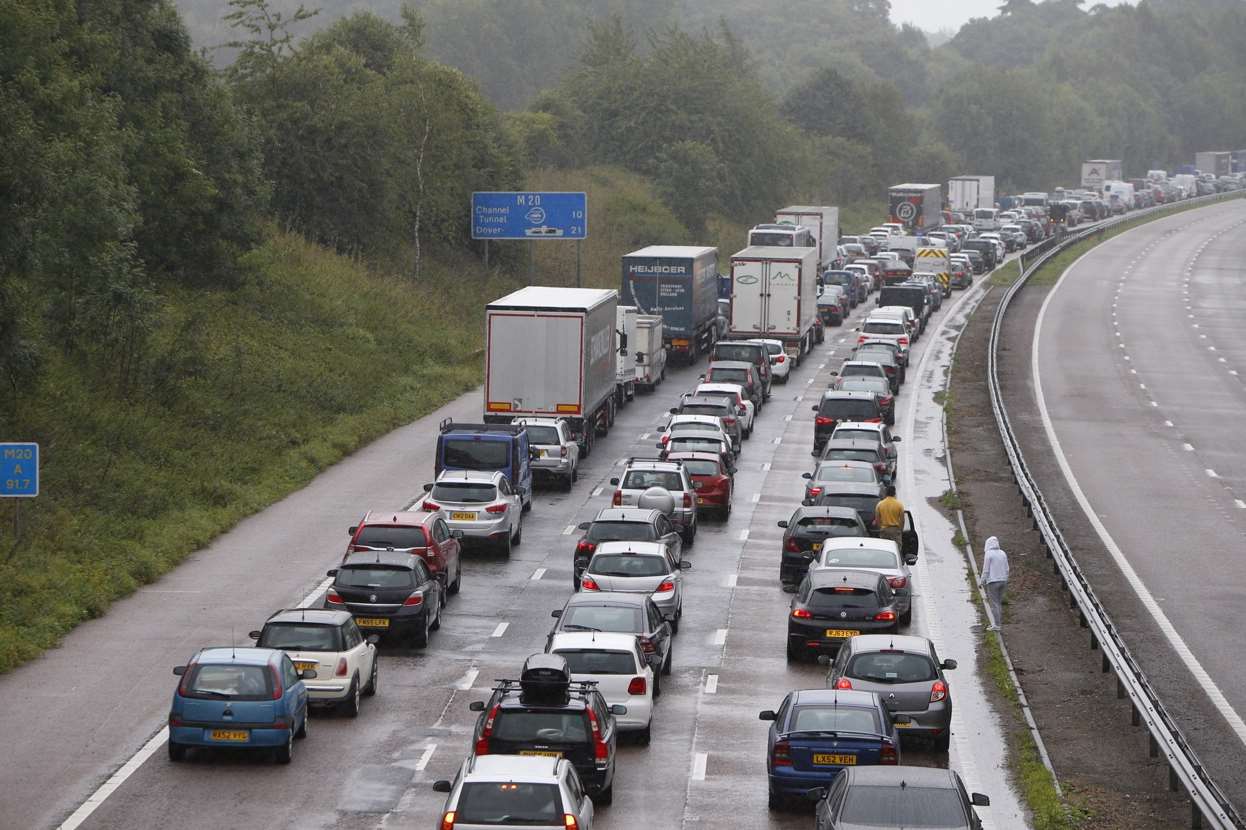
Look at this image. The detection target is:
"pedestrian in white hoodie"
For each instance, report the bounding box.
[981,536,1009,631]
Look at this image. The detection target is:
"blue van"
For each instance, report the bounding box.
[435,420,533,511]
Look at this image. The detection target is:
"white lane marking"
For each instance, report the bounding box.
[1034,247,1246,749]
[751,493,761,503]
[818,362,826,370]
[1231,370,1240,376]
[737,529,750,541]
[772,436,782,445]
[723,574,738,588]
[562,525,575,535]
[806,377,815,385]
[591,486,603,497]
[691,752,708,780]
[762,462,771,472]
[1206,469,1219,479]
[531,568,546,581]
[1164,420,1174,427]
[784,415,793,422]
[1236,500,1246,510]
[455,668,479,690]
[1183,444,1194,452]
[705,674,719,694]
[712,628,728,646]
[1139,383,1146,390]
[416,743,437,771]
[298,577,334,608]
[58,727,169,830]
[640,433,651,440]
[795,395,803,402]
[491,622,509,638]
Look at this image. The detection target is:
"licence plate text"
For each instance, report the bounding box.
[519,750,562,758]
[812,753,857,765]
[210,729,249,742]
[824,629,859,639]
[450,511,477,521]
[355,617,389,629]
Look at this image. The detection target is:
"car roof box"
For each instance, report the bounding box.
[520,653,571,704]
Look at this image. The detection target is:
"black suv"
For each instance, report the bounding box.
[324,552,443,647]
[776,506,870,588]
[812,391,884,452]
[469,653,623,803]
[960,239,997,270]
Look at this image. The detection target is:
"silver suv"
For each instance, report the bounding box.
[609,458,698,545]
[519,417,580,490]
[424,470,522,555]
[432,754,595,829]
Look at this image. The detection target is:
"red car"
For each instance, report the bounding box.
[346,510,463,597]
[666,451,733,520]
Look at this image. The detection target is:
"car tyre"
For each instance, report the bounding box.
[168,741,187,762]
[498,529,512,557]
[670,614,680,636]
[636,724,652,746]
[363,657,378,697]
[449,562,462,596]
[512,520,522,547]
[653,670,662,698]
[682,526,695,548]
[786,642,802,663]
[933,731,951,753]
[900,607,912,627]
[430,594,443,631]
[768,789,787,811]
[596,783,614,806]
[296,708,309,737]
[340,678,360,718]
[662,644,673,676]
[273,729,294,764]
[412,611,431,648]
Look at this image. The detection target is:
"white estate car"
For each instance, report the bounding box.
[424,469,522,554]
[694,382,755,437]
[547,631,656,742]
[251,608,378,716]
[518,417,580,490]
[433,755,595,830]
[748,338,792,383]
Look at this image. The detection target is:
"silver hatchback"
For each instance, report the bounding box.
[609,459,698,545]
[581,541,691,632]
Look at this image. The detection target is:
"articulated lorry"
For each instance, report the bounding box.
[615,305,637,406]
[774,206,840,271]
[888,184,942,233]
[1195,151,1231,178]
[484,287,618,458]
[621,246,719,364]
[728,246,818,364]
[948,176,995,211]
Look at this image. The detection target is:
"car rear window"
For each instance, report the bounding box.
[842,365,881,378]
[682,459,719,476]
[759,342,782,356]
[819,547,897,569]
[493,711,588,743]
[714,344,762,363]
[797,516,861,530]
[848,652,938,683]
[354,525,427,549]
[259,623,342,652]
[791,706,880,734]
[561,605,643,634]
[832,429,878,443]
[622,470,684,491]
[827,449,881,464]
[808,586,880,611]
[669,438,722,452]
[442,438,509,470]
[524,426,560,445]
[680,404,728,417]
[336,567,415,589]
[585,521,657,543]
[431,482,497,503]
[588,553,669,578]
[815,464,876,483]
[181,664,273,700]
[863,321,905,336]
[669,422,720,435]
[708,368,748,385]
[819,399,879,419]
[555,649,637,675]
[456,782,562,824]
[818,494,879,516]
[840,786,967,826]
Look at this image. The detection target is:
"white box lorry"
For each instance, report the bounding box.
[632,314,666,392]
[728,246,818,363]
[774,206,840,270]
[484,286,618,457]
[615,305,637,405]
[948,176,995,211]
[1081,160,1122,189]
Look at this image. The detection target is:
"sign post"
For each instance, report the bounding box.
[472,191,588,285]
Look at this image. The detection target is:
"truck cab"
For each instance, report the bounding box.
[435,420,533,512]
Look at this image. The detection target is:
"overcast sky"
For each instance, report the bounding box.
[889,0,1139,33]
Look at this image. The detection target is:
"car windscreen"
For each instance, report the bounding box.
[492,711,589,743]
[862,321,905,336]
[713,344,761,363]
[808,586,880,611]
[848,651,938,684]
[791,706,880,735]
[819,494,880,516]
[561,604,643,634]
[524,426,560,445]
[259,623,342,652]
[827,449,881,464]
[815,464,876,483]
[840,786,967,826]
[181,664,273,700]
[555,649,637,675]
[431,481,496,503]
[818,399,878,419]
[354,525,427,549]
[682,459,719,477]
[585,522,657,543]
[588,553,670,578]
[708,368,748,385]
[455,782,562,825]
[442,438,509,470]
[336,566,415,589]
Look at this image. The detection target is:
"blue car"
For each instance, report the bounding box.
[759,689,905,810]
[168,647,312,764]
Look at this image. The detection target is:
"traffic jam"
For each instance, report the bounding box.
[164,183,1073,829]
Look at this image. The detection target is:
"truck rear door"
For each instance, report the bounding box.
[765,260,800,336]
[730,260,765,335]
[487,312,583,415]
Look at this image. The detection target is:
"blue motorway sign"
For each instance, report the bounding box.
[1,442,38,497]
[472,191,587,240]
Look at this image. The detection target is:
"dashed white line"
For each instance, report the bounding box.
[1182,443,1194,452]
[530,568,546,581]
[562,525,575,535]
[1235,500,1246,510]
[491,622,509,638]
[1164,420,1175,427]
[640,433,651,440]
[751,492,761,503]
[704,674,719,694]
[691,751,708,780]
[784,415,793,422]
[737,528,750,541]
[1139,383,1146,390]
[1206,469,1219,479]
[722,574,737,588]
[455,668,479,690]
[415,743,437,771]
[762,462,771,472]
[591,486,603,497]
[713,628,728,646]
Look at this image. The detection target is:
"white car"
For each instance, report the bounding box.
[580,540,690,631]
[251,608,378,716]
[658,414,736,455]
[433,755,595,830]
[748,338,791,383]
[694,382,755,437]
[978,233,1007,260]
[831,421,901,451]
[547,631,656,741]
[518,417,579,490]
[424,469,522,554]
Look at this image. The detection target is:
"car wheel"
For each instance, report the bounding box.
[768,789,787,811]
[786,642,802,663]
[168,741,187,762]
[721,499,732,520]
[596,782,614,806]
[521,494,532,514]
[430,594,443,631]
[636,723,652,746]
[682,527,695,548]
[412,612,430,648]
[296,707,309,737]
[340,678,360,718]
[565,471,575,491]
[670,614,680,636]
[363,657,378,697]
[653,670,662,698]
[499,528,512,557]
[933,731,951,753]
[900,607,912,627]
[662,644,673,676]
[273,729,294,764]
[512,519,522,546]
[449,562,462,596]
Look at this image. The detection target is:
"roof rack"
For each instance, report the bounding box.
[624,456,680,467]
[439,419,526,436]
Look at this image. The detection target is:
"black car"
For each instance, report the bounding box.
[818,293,845,326]
[960,239,997,270]
[573,507,682,588]
[876,285,930,334]
[324,552,442,647]
[809,482,887,531]
[777,506,870,588]
[548,592,674,677]
[787,569,899,661]
[812,391,884,452]
[811,766,990,830]
[853,338,908,372]
[961,248,986,274]
[671,395,742,448]
[709,340,772,399]
[469,653,623,804]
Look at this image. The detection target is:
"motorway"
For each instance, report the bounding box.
[0,265,1028,830]
[1032,198,1246,807]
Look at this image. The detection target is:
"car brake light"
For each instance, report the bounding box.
[875,463,886,472]
[271,717,289,729]
[880,396,893,407]
[834,677,853,690]
[724,416,736,425]
[612,490,622,506]
[772,740,792,767]
[656,579,675,593]
[475,703,500,755]
[564,815,580,830]
[808,486,822,498]
[888,576,907,589]
[784,538,801,553]
[880,742,898,765]
[586,706,610,761]
[931,680,948,702]
[326,590,344,605]
[776,354,785,364]
[271,665,283,700]
[485,503,507,514]
[441,811,457,830]
[404,592,424,606]
[627,676,647,695]
[576,540,596,556]
[580,577,600,591]
[423,501,440,511]
[874,610,897,622]
[682,493,692,509]
[815,416,833,426]
[560,445,568,458]
[791,607,812,619]
[335,657,348,677]
[660,434,670,445]
[898,337,909,346]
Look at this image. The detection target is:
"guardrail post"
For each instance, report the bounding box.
[1169,765,1180,792]
[1149,734,1160,758]
[1117,675,1125,698]
[1192,802,1204,829]
[1132,704,1140,727]
[1079,610,1088,628]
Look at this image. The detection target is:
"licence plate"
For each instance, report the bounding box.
[519,750,562,758]
[294,661,317,672]
[812,753,856,766]
[895,721,914,728]
[450,511,477,521]
[210,729,249,742]
[824,629,859,639]
[355,617,389,629]
[537,449,547,457]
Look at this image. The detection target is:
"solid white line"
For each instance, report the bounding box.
[1165,420,1174,427]
[705,674,719,694]
[491,622,509,638]
[591,486,603,497]
[723,574,737,588]
[737,529,749,541]
[415,743,437,771]
[455,668,479,690]
[712,628,728,646]
[1033,242,1246,748]
[298,577,334,609]
[58,727,169,830]
[691,752,708,780]
[751,493,761,503]
[562,525,575,535]
[531,568,546,581]
[1236,500,1246,510]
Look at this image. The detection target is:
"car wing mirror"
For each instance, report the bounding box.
[610,704,628,716]
[811,405,819,412]
[300,668,318,679]
[432,780,453,793]
[942,658,958,670]
[804,787,828,803]
[326,568,338,577]
[757,709,778,721]
[577,522,591,530]
[248,630,261,640]
[468,700,486,712]
[971,793,991,807]
[776,520,788,528]
[905,554,918,566]
[669,407,679,414]
[609,477,620,485]
[348,525,358,536]
[173,665,186,676]
[422,483,433,492]
[801,472,812,479]
[679,560,692,570]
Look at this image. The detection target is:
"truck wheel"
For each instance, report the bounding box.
[607,397,616,427]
